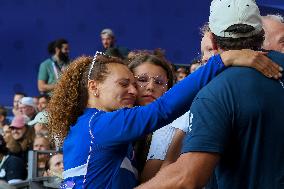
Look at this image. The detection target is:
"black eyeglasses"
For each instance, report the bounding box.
[135,74,168,88]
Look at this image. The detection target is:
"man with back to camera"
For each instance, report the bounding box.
[136,0,284,188]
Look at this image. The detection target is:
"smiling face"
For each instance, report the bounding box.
[133,62,168,106]
[95,63,138,111]
[11,126,27,141]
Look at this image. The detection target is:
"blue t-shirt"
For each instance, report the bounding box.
[182,51,284,189]
[62,55,226,189]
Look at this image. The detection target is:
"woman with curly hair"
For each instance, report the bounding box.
[48,51,281,189]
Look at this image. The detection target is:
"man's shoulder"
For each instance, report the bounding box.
[267,50,284,68]
[40,58,53,66]
[4,155,24,166]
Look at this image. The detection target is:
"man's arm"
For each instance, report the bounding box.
[136,152,220,189]
[38,80,55,93]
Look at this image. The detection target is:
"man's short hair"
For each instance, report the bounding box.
[101,28,115,38]
[47,38,68,55]
[209,0,264,50]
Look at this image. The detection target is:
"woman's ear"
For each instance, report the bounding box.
[88,80,99,97]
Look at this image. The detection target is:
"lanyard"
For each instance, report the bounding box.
[51,59,66,80]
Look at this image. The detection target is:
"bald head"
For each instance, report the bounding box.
[262,14,284,53]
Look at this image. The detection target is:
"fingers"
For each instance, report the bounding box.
[253,55,283,79]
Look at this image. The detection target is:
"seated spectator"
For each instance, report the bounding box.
[0,135,27,184]
[33,135,51,176]
[176,67,188,82]
[189,59,201,73]
[8,115,35,164]
[2,125,22,156]
[19,97,38,120]
[0,106,10,135]
[38,95,50,112]
[44,153,63,178]
[100,28,129,58]
[2,125,11,143]
[12,92,26,117]
[28,111,49,136]
[33,96,39,109]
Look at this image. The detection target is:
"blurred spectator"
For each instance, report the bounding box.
[2,125,21,157]
[189,59,201,74]
[19,97,37,120]
[176,67,188,82]
[38,39,70,95]
[200,23,218,63]
[33,135,51,176]
[44,153,63,178]
[12,92,26,117]
[8,115,35,164]
[100,28,129,58]
[2,125,11,143]
[28,111,49,136]
[33,96,39,109]
[0,135,27,184]
[262,14,284,53]
[0,106,10,135]
[105,47,125,59]
[38,95,50,112]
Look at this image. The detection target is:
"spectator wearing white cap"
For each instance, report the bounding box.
[100,28,129,58]
[262,14,284,53]
[19,97,38,120]
[28,111,49,136]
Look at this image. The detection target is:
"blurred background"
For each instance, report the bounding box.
[0,0,283,106]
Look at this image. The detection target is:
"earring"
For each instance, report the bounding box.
[94,93,98,97]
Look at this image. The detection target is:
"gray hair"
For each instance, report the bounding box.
[101,28,115,37]
[200,22,211,37]
[262,14,284,23]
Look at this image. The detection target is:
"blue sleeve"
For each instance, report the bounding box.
[181,90,231,154]
[94,55,226,146]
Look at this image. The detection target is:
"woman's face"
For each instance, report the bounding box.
[96,63,138,111]
[133,62,168,106]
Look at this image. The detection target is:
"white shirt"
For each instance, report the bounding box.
[147,111,190,160]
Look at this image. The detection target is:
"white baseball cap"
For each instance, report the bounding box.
[209,0,263,38]
[28,111,48,126]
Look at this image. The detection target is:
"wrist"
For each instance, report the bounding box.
[220,51,235,67]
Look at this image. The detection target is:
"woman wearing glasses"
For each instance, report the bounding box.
[48,51,281,189]
[128,53,191,182]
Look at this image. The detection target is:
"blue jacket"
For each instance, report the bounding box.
[62,55,225,189]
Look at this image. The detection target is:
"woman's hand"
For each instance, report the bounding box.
[221,49,283,79]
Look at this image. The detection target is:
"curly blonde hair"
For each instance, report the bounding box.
[47,55,125,146]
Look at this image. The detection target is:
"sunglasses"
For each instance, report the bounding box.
[135,74,168,88]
